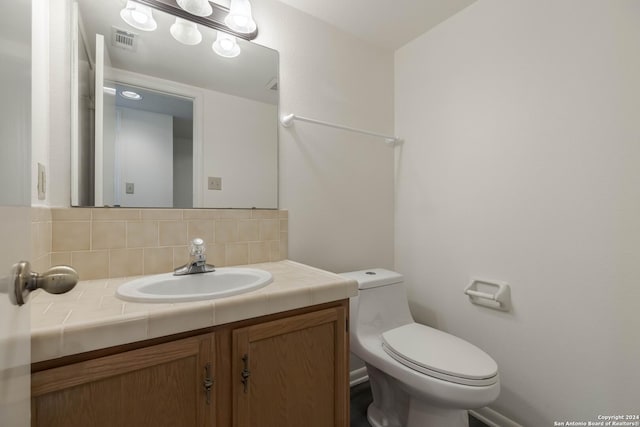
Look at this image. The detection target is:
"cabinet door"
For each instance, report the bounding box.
[32,334,215,427]
[232,306,348,427]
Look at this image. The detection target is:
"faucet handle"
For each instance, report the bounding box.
[190,238,206,256]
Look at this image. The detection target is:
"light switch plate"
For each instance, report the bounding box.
[126,182,134,194]
[208,177,222,191]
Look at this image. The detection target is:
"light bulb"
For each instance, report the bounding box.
[120,1,157,31]
[170,17,202,45]
[130,9,148,24]
[176,0,213,17]
[212,31,240,58]
[225,0,256,34]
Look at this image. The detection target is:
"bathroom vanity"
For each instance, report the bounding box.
[29,261,357,427]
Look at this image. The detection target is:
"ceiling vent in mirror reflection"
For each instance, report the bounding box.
[112,27,137,51]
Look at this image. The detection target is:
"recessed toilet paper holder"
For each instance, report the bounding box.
[464,279,511,312]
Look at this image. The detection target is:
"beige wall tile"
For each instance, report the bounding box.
[92,221,126,249]
[31,254,51,274]
[71,251,109,280]
[159,221,188,246]
[45,208,284,281]
[249,241,270,264]
[238,220,259,241]
[210,243,226,267]
[51,252,72,266]
[31,222,39,259]
[280,233,289,260]
[173,246,189,269]
[141,209,182,220]
[52,221,90,252]
[260,219,279,241]
[109,248,143,278]
[218,209,252,219]
[143,247,174,274]
[251,210,279,219]
[127,221,158,248]
[187,220,215,244]
[269,240,281,262]
[226,243,248,266]
[51,208,91,221]
[215,220,238,243]
[31,206,52,222]
[92,208,141,221]
[37,221,52,257]
[183,209,219,220]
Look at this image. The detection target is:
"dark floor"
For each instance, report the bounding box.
[350,382,489,427]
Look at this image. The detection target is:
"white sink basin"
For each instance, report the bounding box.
[115,267,273,303]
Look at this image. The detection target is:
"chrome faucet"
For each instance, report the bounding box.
[174,238,216,276]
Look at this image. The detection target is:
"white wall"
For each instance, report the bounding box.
[395,0,640,424]
[173,135,193,209]
[47,0,71,207]
[201,90,277,208]
[117,107,173,207]
[31,0,49,206]
[253,0,395,273]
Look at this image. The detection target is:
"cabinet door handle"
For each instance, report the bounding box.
[203,363,214,405]
[241,354,251,393]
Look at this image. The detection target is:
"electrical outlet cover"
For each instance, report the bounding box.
[208,177,222,191]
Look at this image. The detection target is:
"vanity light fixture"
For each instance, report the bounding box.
[120,1,158,32]
[128,0,258,40]
[212,31,241,58]
[224,0,257,34]
[120,90,143,101]
[170,17,203,45]
[176,0,213,17]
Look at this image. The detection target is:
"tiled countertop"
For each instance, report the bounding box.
[30,260,358,363]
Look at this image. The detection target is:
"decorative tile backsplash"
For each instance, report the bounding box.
[31,208,288,280]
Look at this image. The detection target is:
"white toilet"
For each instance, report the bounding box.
[342,269,500,427]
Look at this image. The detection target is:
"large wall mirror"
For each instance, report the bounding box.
[71,0,278,209]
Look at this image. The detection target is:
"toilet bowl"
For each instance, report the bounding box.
[341,269,500,427]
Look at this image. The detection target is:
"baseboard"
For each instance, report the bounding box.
[349,367,369,387]
[470,407,523,427]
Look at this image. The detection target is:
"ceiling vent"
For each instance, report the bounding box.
[111,27,137,51]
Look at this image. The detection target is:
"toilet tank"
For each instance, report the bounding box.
[340,268,404,289]
[340,269,414,339]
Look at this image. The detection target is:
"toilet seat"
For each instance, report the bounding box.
[381,323,498,387]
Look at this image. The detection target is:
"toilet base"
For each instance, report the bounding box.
[367,401,469,427]
[366,363,470,427]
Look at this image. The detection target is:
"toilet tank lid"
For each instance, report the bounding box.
[339,269,403,290]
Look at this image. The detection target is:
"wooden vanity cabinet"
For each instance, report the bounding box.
[232,306,348,427]
[31,333,215,427]
[31,300,349,427]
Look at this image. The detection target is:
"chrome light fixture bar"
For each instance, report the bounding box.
[135,0,258,40]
